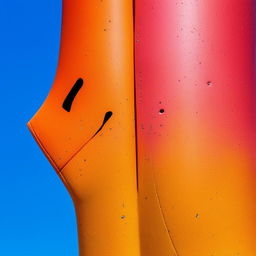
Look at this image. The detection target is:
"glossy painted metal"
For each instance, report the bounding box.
[135,0,256,255]
[28,1,140,256]
[29,0,256,255]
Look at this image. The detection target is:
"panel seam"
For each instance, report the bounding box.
[153,175,180,256]
[133,0,139,191]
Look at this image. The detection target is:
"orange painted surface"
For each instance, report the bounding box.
[28,1,140,256]
[29,0,256,256]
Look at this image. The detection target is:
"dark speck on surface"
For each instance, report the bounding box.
[159,109,165,114]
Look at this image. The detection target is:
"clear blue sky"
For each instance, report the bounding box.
[0,1,78,255]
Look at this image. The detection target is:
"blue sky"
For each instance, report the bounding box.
[0,1,78,255]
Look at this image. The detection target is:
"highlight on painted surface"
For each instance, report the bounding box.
[28,1,256,255]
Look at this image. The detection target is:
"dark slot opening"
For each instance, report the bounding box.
[62,78,84,112]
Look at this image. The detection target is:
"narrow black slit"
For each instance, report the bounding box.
[62,78,84,112]
[92,111,113,137]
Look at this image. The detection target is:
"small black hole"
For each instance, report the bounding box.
[159,109,165,114]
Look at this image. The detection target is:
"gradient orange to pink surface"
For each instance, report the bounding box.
[28,0,256,256]
[135,1,256,255]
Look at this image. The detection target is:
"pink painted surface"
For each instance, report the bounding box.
[135,1,256,255]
